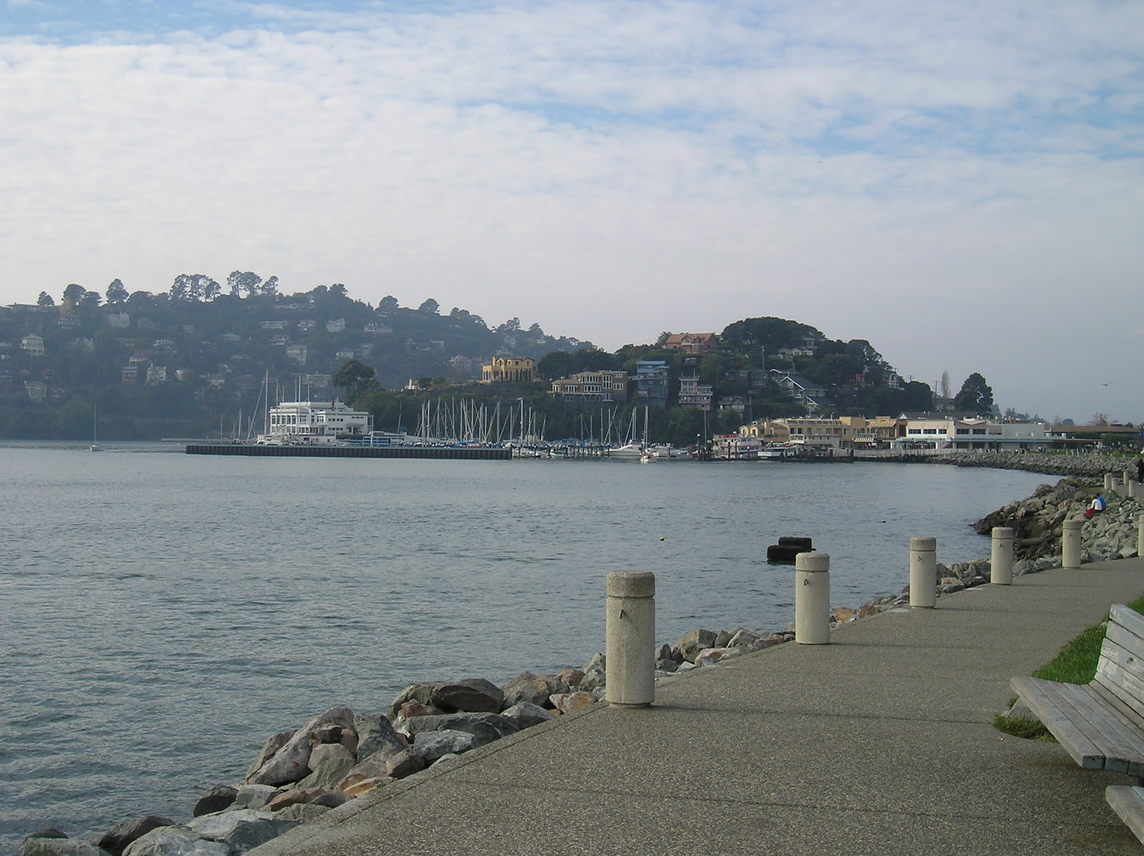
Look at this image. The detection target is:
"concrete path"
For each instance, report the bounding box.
[251,558,1144,856]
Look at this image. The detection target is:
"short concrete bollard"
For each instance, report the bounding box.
[1062,518,1083,570]
[795,552,831,644]
[605,571,655,708]
[909,536,937,607]
[1105,473,1116,492]
[1138,513,1144,558]
[991,527,1015,585]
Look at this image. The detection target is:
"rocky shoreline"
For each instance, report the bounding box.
[20,460,1144,856]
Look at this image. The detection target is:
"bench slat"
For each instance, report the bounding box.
[1011,676,1108,768]
[1111,604,1144,644]
[1097,635,1144,723]
[1106,786,1144,844]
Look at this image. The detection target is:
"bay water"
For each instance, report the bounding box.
[0,443,1049,850]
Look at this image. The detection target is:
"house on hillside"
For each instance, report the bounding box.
[662,332,717,355]
[551,370,629,402]
[481,356,536,383]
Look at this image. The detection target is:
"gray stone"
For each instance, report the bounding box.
[500,701,555,730]
[412,729,476,762]
[247,708,354,786]
[187,809,299,854]
[388,682,443,719]
[192,786,236,818]
[232,784,280,810]
[501,672,568,708]
[20,839,112,856]
[727,628,760,649]
[121,827,228,856]
[95,817,175,856]
[401,711,519,747]
[244,731,293,783]
[384,747,426,779]
[340,744,406,784]
[430,678,504,713]
[296,742,356,790]
[264,788,347,812]
[675,629,717,663]
[352,713,404,760]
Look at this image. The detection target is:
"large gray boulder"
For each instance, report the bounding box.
[500,701,555,730]
[247,708,354,786]
[121,827,228,856]
[501,672,569,708]
[401,712,519,747]
[296,742,356,790]
[232,784,280,811]
[187,809,299,854]
[430,678,504,713]
[95,817,175,856]
[353,713,404,760]
[20,836,111,856]
[192,786,236,818]
[388,683,443,719]
[412,729,476,762]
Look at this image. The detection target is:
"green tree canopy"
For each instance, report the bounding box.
[953,372,994,414]
[331,359,378,403]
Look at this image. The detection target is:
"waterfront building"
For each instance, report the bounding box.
[634,360,669,408]
[895,417,1049,451]
[261,399,373,444]
[677,374,713,411]
[551,370,629,402]
[481,356,536,383]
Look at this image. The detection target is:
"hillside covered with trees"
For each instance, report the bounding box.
[2,276,936,443]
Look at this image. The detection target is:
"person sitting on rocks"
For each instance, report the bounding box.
[1086,494,1107,518]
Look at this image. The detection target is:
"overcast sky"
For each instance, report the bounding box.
[2,1,1141,423]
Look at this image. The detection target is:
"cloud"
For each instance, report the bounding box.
[0,1,1141,420]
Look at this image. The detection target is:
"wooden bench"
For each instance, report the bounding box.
[1010,603,1144,779]
[1106,785,1144,844]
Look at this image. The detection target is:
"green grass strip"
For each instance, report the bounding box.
[995,592,1144,739]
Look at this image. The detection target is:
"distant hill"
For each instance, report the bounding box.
[0,277,932,442]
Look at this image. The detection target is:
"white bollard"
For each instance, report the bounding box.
[1138,513,1144,557]
[991,527,1015,585]
[909,537,937,608]
[1105,473,1116,492]
[795,552,831,644]
[605,571,655,708]
[1062,518,1083,570]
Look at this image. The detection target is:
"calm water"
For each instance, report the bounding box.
[0,443,1049,849]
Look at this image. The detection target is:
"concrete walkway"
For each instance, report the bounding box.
[251,559,1144,856]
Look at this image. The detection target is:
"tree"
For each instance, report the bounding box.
[418,298,440,315]
[106,278,128,304]
[331,359,378,403]
[953,373,994,414]
[227,271,263,297]
[37,291,55,307]
[378,295,400,312]
[940,370,951,400]
[62,283,86,304]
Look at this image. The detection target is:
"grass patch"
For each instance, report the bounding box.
[994,592,1144,740]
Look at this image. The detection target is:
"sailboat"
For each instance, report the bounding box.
[89,405,103,452]
[639,406,657,463]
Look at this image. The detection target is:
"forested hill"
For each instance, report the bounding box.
[0,277,932,441]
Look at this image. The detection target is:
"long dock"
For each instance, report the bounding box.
[185,444,512,460]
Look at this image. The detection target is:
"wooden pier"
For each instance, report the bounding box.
[185,444,512,461]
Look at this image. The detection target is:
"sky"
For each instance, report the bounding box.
[1,1,1141,424]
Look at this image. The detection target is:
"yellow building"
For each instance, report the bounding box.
[481,356,536,383]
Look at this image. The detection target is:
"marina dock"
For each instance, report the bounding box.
[185,444,512,460]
